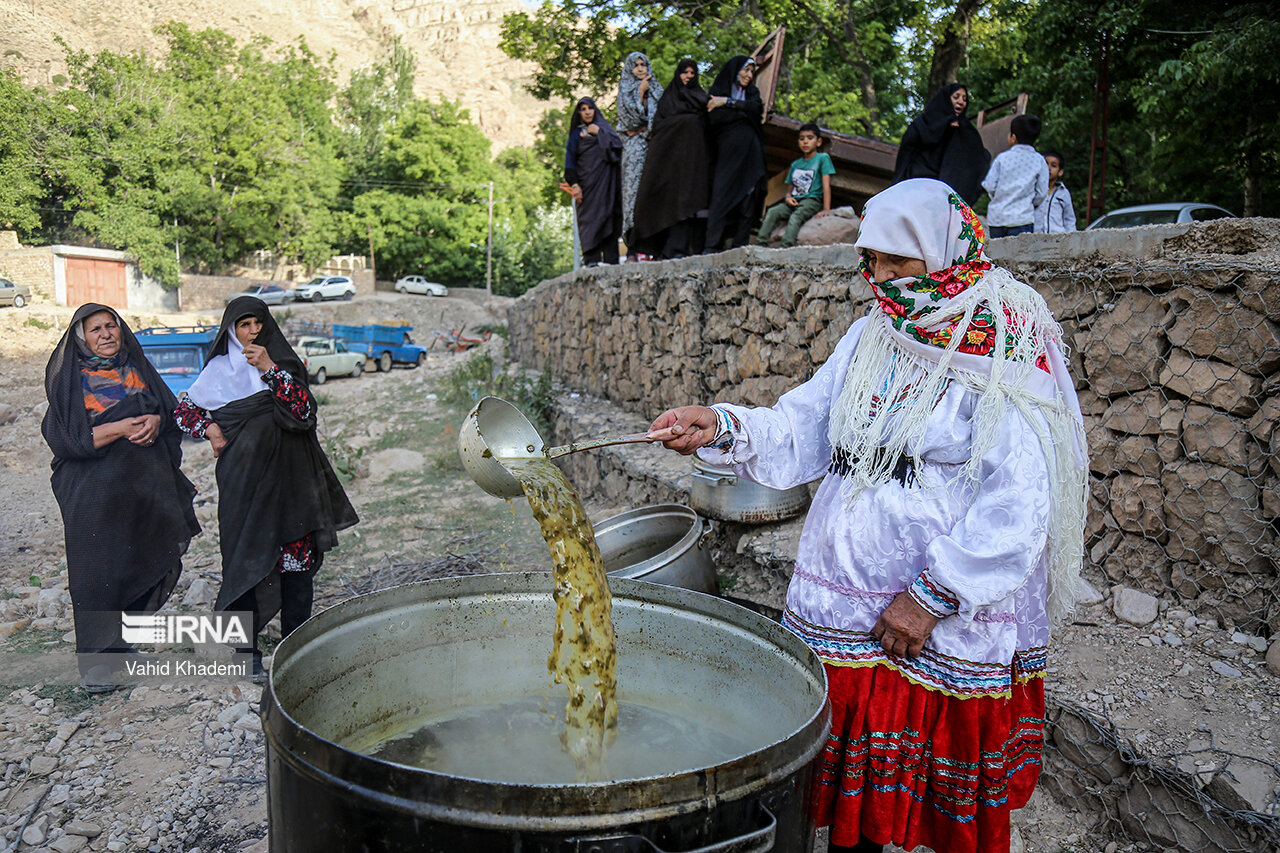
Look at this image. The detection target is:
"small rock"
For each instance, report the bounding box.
[63,821,102,838]
[1210,660,1242,678]
[1267,641,1280,677]
[1162,633,1183,647]
[182,578,218,609]
[21,815,49,846]
[50,834,88,853]
[29,755,58,775]
[367,448,425,480]
[208,757,233,768]
[45,736,66,754]
[46,783,71,805]
[1076,578,1105,605]
[217,702,250,723]
[1113,587,1159,626]
[107,842,125,852]
[55,722,80,741]
[1249,635,1268,653]
[100,731,123,743]
[0,619,31,638]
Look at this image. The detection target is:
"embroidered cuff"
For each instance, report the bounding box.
[706,406,741,452]
[908,570,959,619]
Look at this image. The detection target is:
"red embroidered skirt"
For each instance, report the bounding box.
[813,662,1044,853]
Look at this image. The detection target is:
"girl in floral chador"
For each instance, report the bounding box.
[649,178,1088,853]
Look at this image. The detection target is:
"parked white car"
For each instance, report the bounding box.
[225,284,295,306]
[294,275,356,302]
[394,275,447,297]
[296,336,365,383]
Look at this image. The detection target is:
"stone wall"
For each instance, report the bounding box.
[509,218,1280,633]
[178,274,273,313]
[0,244,55,303]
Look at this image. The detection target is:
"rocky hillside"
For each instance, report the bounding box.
[0,0,544,150]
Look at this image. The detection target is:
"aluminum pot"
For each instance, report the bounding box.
[263,573,829,853]
[690,458,811,523]
[596,504,717,594]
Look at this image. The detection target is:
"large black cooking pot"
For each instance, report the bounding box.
[263,573,829,852]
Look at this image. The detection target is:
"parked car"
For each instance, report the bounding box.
[0,277,30,308]
[1086,202,1236,230]
[294,275,356,302]
[394,275,448,297]
[226,283,295,306]
[135,326,220,395]
[296,336,365,383]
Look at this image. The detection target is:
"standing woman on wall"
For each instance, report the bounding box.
[630,58,713,259]
[175,297,357,681]
[704,55,766,253]
[892,83,990,206]
[43,304,201,692]
[565,96,624,266]
[617,51,663,256]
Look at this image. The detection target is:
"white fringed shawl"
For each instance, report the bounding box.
[830,271,1089,624]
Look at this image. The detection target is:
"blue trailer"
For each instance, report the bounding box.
[134,325,220,395]
[330,324,429,372]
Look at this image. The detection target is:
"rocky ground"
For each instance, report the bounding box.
[0,290,1277,853]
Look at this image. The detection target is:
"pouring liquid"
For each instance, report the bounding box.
[499,456,619,779]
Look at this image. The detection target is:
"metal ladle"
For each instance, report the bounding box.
[458,396,654,498]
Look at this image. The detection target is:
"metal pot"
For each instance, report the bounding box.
[263,573,829,853]
[690,458,811,523]
[596,504,717,594]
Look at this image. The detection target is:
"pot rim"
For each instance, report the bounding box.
[264,573,830,827]
[594,503,706,580]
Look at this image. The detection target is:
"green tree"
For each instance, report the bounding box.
[0,71,44,234]
[345,98,494,283]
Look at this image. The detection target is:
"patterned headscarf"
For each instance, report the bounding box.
[617,51,663,133]
[855,178,1048,369]
[74,308,148,415]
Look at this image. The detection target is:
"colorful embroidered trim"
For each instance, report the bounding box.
[783,608,1047,699]
[908,572,959,618]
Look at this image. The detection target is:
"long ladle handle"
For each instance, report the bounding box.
[546,433,653,459]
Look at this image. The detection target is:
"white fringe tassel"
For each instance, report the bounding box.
[829,267,1088,624]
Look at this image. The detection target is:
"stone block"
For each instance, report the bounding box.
[1050,707,1129,784]
[1100,389,1168,435]
[1236,268,1280,318]
[1114,434,1163,477]
[1119,771,1250,853]
[1108,472,1167,540]
[1101,533,1171,590]
[1182,404,1264,476]
[1162,459,1271,571]
[796,207,860,246]
[1159,347,1263,416]
[1077,291,1168,396]
[1167,291,1280,375]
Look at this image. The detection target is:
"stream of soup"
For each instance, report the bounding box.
[498,455,619,777]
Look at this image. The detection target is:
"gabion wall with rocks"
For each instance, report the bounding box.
[508,219,1280,639]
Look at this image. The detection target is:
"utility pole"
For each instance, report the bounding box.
[1085,31,1110,228]
[367,223,376,286]
[486,181,494,296]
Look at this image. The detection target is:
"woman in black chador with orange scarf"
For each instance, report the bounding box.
[43,303,200,691]
[176,297,357,680]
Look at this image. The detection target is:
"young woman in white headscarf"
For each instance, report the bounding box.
[175,296,357,680]
[648,178,1087,853]
[616,51,662,255]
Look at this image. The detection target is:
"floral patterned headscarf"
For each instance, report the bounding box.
[855,178,1047,367]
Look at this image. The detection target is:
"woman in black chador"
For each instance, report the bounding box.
[564,96,624,266]
[704,55,767,252]
[43,304,200,691]
[175,297,357,680]
[891,82,990,205]
[629,58,713,259]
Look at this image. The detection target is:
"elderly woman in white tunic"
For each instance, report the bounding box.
[649,178,1087,853]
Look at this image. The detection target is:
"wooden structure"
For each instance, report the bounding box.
[751,27,896,211]
[749,27,1027,212]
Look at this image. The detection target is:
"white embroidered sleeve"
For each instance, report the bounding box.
[924,406,1052,617]
[696,316,868,490]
